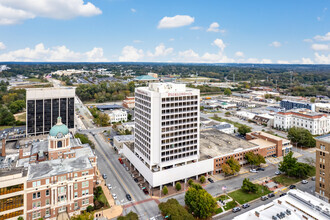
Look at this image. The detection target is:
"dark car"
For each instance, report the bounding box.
[102,174,107,179]
[232,207,241,213]
[142,187,149,195]
[289,185,296,189]
[134,178,138,183]
[242,203,250,209]
[126,194,132,201]
[268,193,275,198]
[279,193,287,197]
[256,167,265,171]
[208,178,214,183]
[261,196,269,201]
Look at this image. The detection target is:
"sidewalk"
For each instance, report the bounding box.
[94,169,123,219]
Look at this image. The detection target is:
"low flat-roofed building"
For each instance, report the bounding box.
[246,131,292,157]
[233,190,330,220]
[122,97,135,109]
[200,128,259,174]
[252,114,274,127]
[113,135,134,153]
[236,111,256,120]
[315,103,330,114]
[213,122,235,134]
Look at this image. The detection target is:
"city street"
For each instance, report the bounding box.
[91,133,161,219]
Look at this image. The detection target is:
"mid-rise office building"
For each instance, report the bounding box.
[280,99,315,111]
[274,109,330,135]
[134,83,199,169]
[26,87,75,136]
[1,118,97,220]
[315,134,330,203]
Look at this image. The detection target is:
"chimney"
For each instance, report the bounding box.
[1,138,6,157]
[19,147,23,159]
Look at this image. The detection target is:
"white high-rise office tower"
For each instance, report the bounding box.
[134,83,200,171]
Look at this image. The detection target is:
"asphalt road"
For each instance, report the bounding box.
[91,133,160,219]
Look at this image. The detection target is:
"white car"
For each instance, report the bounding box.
[250,169,258,173]
[301,180,308,184]
[112,194,117,199]
[107,184,112,190]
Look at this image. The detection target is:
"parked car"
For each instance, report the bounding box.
[289,185,296,189]
[134,178,139,183]
[142,187,149,195]
[242,203,250,209]
[107,184,112,190]
[112,194,117,199]
[118,158,124,164]
[256,167,265,171]
[261,196,268,201]
[268,193,275,198]
[126,194,132,201]
[301,180,308,184]
[275,171,281,175]
[280,193,287,197]
[250,169,258,173]
[208,178,214,183]
[102,174,107,179]
[311,177,315,181]
[232,207,241,213]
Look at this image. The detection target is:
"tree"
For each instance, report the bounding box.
[128,113,132,121]
[224,88,232,96]
[199,175,206,184]
[162,186,168,195]
[226,157,241,174]
[275,96,282,102]
[245,152,266,167]
[225,111,231,116]
[185,183,217,218]
[159,199,194,220]
[310,97,316,103]
[18,217,23,220]
[241,178,258,193]
[94,112,110,127]
[200,106,205,111]
[238,125,251,136]
[71,212,94,220]
[287,127,316,148]
[0,106,15,126]
[279,152,297,174]
[221,163,233,175]
[117,211,139,220]
[8,100,25,114]
[86,205,94,212]
[175,182,182,191]
[188,179,194,186]
[279,151,314,178]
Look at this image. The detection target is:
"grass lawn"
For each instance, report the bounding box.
[98,193,110,208]
[223,200,238,211]
[215,207,223,214]
[216,195,230,201]
[228,185,271,205]
[211,116,251,129]
[0,125,12,131]
[272,168,315,186]
[25,78,44,82]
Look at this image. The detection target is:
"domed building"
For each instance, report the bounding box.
[49,117,70,150]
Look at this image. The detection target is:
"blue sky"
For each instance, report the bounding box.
[0,0,329,63]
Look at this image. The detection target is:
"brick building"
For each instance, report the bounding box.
[0,117,97,220]
[315,134,330,203]
[246,131,292,157]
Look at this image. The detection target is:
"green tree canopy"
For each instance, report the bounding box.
[162,186,168,195]
[226,157,241,173]
[224,88,232,96]
[238,125,251,136]
[159,199,194,220]
[241,178,258,193]
[117,211,139,220]
[245,152,266,167]
[185,184,217,218]
[279,151,314,178]
[287,127,316,148]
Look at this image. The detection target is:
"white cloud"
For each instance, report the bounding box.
[301,57,314,64]
[178,49,200,61]
[147,43,173,57]
[277,60,290,64]
[269,41,282,47]
[314,53,330,64]
[119,46,144,62]
[207,22,225,33]
[0,0,102,25]
[131,8,136,13]
[190,26,203,30]
[213,39,226,52]
[0,43,108,62]
[133,40,143,43]
[314,32,330,41]
[311,44,330,51]
[157,15,194,29]
[0,42,6,50]
[235,51,244,57]
[169,38,175,41]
